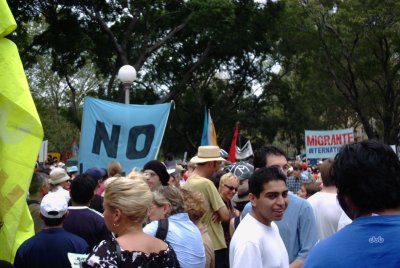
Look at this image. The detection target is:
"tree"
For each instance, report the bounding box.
[25,52,102,152]
[301,0,400,143]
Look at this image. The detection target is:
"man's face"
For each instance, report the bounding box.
[205,161,222,177]
[266,155,289,176]
[144,170,161,190]
[213,161,223,172]
[249,180,288,226]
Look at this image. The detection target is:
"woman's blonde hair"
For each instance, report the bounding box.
[153,186,186,216]
[127,169,146,182]
[104,177,152,223]
[218,172,239,191]
[181,188,208,223]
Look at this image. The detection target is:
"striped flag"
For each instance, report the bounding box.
[201,109,218,146]
[0,0,44,262]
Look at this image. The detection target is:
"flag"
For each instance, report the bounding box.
[79,97,172,172]
[201,109,208,145]
[236,140,254,160]
[201,109,218,146]
[0,0,44,262]
[228,124,239,163]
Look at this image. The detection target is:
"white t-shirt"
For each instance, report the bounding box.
[229,213,289,268]
[307,192,343,240]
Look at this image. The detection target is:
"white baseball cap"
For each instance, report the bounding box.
[40,193,68,218]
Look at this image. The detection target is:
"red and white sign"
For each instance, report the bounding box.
[305,128,354,158]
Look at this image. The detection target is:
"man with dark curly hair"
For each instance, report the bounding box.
[304,140,400,268]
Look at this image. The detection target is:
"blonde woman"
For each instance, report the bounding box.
[83,177,180,267]
[218,173,240,248]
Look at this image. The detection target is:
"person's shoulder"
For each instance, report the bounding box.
[87,207,105,218]
[17,234,37,249]
[308,192,336,205]
[288,193,314,212]
[305,231,343,259]
[303,239,334,267]
[187,174,208,182]
[306,192,319,203]
[235,214,260,233]
[185,175,214,190]
[90,239,111,252]
[158,243,180,266]
[68,207,104,221]
[171,213,202,235]
[145,235,170,252]
[270,221,279,230]
[288,192,308,204]
[64,229,89,244]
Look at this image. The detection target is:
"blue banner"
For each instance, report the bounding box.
[79,97,171,173]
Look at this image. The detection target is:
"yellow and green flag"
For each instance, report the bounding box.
[0,0,44,262]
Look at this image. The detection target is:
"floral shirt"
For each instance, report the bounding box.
[83,239,180,268]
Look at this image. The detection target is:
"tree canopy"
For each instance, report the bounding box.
[8,0,400,157]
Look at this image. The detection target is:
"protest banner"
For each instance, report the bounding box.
[0,0,43,261]
[79,97,171,173]
[305,128,354,159]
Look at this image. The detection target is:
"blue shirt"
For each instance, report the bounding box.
[242,193,318,263]
[144,213,206,268]
[14,228,88,268]
[303,215,400,268]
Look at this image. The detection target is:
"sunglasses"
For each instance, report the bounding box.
[224,184,238,192]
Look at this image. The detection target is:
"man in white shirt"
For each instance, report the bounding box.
[307,158,343,240]
[230,167,289,268]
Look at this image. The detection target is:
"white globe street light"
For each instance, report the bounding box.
[117,65,137,104]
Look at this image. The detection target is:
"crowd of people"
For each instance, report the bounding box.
[6,139,400,267]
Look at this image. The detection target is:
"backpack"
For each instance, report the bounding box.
[155,218,169,241]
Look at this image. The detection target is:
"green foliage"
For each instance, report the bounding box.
[188,0,235,37]
[9,0,400,159]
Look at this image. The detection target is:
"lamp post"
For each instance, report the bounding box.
[117,65,137,104]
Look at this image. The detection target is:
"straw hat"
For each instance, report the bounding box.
[190,146,227,163]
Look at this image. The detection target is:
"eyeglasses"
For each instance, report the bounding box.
[224,184,238,192]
